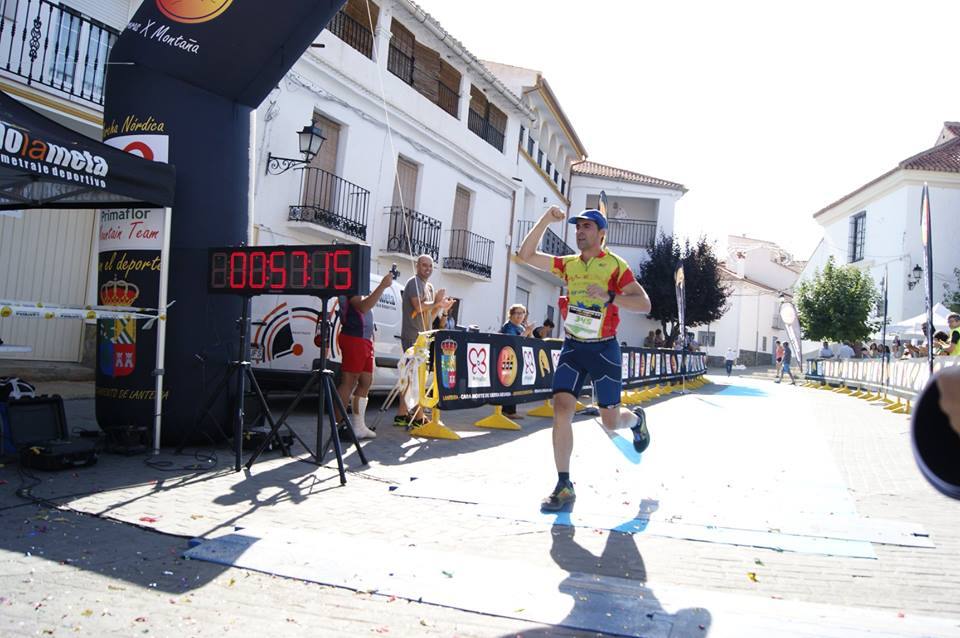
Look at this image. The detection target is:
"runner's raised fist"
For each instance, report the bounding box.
[545,205,565,222]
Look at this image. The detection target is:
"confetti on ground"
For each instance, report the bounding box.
[139,517,158,523]
[747,572,759,582]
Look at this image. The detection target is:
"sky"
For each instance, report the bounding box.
[414,0,960,260]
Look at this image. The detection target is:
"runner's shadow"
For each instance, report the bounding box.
[509,499,712,637]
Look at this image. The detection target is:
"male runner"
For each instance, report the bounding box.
[518,205,653,511]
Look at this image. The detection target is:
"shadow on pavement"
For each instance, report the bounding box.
[505,500,712,637]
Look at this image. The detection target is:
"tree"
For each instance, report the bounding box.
[635,234,731,342]
[794,257,877,344]
[942,267,960,313]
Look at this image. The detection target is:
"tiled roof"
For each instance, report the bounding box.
[944,122,960,137]
[573,161,687,193]
[718,267,786,295]
[814,135,960,218]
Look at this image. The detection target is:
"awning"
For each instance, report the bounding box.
[0,90,175,210]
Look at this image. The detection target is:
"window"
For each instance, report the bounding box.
[848,211,866,262]
[762,336,767,351]
[467,85,506,151]
[560,178,566,196]
[537,149,543,167]
[546,159,552,176]
[388,20,415,85]
[553,169,559,183]
[527,136,535,156]
[519,126,525,144]
[697,331,716,347]
[392,156,419,209]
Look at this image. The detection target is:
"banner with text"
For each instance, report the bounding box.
[431,330,707,411]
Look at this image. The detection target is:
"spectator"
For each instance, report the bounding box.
[501,304,533,418]
[868,343,880,358]
[501,304,535,337]
[947,313,960,356]
[882,345,892,362]
[819,341,834,358]
[335,271,394,440]
[686,332,699,352]
[532,318,556,339]
[892,336,903,359]
[397,255,454,427]
[432,309,456,330]
[653,329,665,348]
[643,330,655,347]
[837,341,855,358]
[775,340,784,375]
[776,341,797,385]
[724,347,736,376]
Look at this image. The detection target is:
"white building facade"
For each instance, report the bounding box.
[253,0,531,333]
[702,236,801,365]
[798,123,960,334]
[0,0,138,363]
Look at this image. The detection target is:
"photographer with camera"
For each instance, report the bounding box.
[335,268,396,440]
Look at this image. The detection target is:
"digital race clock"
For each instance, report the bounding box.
[208,244,371,297]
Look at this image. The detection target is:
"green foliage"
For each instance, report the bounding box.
[635,234,731,341]
[942,267,960,313]
[794,257,878,343]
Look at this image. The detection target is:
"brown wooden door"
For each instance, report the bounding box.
[392,157,418,209]
[449,186,471,259]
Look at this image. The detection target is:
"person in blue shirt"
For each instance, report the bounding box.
[500,304,534,417]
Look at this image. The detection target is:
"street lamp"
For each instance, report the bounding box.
[265,124,326,175]
[907,264,923,290]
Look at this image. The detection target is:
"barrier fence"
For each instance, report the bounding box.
[803,356,960,401]
[423,330,707,412]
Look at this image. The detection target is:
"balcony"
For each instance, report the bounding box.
[444,229,493,279]
[384,206,442,262]
[288,167,370,241]
[467,108,505,152]
[515,220,574,256]
[437,80,458,118]
[606,219,657,249]
[327,9,373,58]
[387,43,414,85]
[0,0,118,107]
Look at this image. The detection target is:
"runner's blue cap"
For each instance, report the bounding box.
[568,209,607,230]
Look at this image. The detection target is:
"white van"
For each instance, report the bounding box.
[251,272,405,393]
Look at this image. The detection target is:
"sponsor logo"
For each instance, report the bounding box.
[498,346,517,387]
[0,120,108,180]
[157,0,233,23]
[538,349,551,377]
[521,346,536,385]
[440,339,457,390]
[467,343,490,388]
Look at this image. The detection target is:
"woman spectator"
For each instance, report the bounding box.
[500,304,533,418]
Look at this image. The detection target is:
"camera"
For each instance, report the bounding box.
[390,263,400,280]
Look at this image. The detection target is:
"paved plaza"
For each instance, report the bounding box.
[1,374,959,637]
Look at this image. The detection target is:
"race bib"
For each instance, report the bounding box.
[565,306,603,340]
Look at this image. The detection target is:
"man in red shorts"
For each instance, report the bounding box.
[336,270,394,440]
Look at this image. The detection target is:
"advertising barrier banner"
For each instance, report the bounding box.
[431,331,707,411]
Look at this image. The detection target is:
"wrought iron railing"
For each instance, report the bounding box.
[515,220,574,256]
[444,229,493,278]
[387,43,413,85]
[606,219,657,248]
[384,206,442,261]
[437,80,458,118]
[327,9,373,58]
[0,0,118,107]
[288,167,370,241]
[467,108,505,152]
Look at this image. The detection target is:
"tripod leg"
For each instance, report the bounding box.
[322,373,347,485]
[244,367,291,456]
[245,371,319,470]
[328,373,368,466]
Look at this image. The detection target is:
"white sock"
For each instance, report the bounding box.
[618,409,640,430]
[355,397,369,431]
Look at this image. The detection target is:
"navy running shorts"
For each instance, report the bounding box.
[552,337,622,408]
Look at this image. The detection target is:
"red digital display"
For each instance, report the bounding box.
[208,244,370,297]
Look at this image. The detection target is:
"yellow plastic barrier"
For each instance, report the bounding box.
[474,405,521,431]
[527,400,554,417]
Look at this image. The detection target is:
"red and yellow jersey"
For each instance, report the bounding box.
[551,251,636,340]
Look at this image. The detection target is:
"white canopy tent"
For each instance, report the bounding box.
[885,303,953,338]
